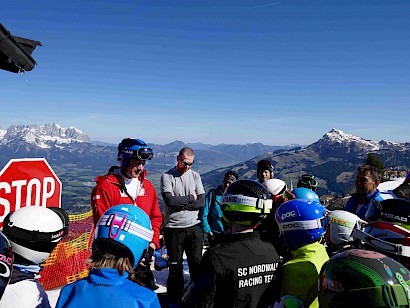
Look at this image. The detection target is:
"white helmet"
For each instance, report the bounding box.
[263,179,287,196]
[3,206,68,264]
[326,210,366,245]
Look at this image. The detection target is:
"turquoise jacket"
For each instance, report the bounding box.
[280,242,329,308]
[199,185,225,234]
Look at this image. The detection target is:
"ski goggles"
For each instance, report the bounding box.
[299,174,318,191]
[135,147,154,160]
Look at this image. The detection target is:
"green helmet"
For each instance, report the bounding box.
[319,249,410,307]
[220,180,273,227]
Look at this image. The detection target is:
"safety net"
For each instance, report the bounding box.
[38,210,94,290]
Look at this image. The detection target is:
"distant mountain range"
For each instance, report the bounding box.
[0,124,409,212]
[201,128,410,196]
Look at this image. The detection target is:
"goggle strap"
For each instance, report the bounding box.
[278,217,324,234]
[221,195,272,211]
[352,229,410,257]
[4,224,66,242]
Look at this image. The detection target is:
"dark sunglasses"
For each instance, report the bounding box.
[179,156,194,166]
[136,147,154,160]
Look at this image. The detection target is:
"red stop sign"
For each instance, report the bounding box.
[0,158,62,227]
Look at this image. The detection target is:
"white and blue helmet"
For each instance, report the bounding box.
[93,204,153,268]
[276,199,327,249]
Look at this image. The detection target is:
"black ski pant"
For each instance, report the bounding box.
[164,224,203,304]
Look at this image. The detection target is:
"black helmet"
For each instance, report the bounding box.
[221,180,273,226]
[379,199,410,226]
[297,174,318,192]
[257,160,274,172]
[319,249,410,307]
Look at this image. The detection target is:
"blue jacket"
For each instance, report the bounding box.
[199,185,224,234]
[56,268,160,308]
[344,189,383,220]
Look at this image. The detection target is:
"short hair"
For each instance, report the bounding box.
[357,164,381,182]
[179,147,194,157]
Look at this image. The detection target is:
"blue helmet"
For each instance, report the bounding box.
[93,204,153,268]
[292,187,320,202]
[117,138,154,168]
[275,199,327,249]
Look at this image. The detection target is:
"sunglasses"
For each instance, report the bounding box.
[179,156,194,166]
[136,147,154,160]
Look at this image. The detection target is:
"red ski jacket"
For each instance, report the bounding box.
[91,168,162,248]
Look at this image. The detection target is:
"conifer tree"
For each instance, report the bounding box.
[365,153,385,179]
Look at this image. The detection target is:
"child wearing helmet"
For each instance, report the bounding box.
[199,170,239,246]
[256,159,274,183]
[1,206,68,308]
[318,249,410,307]
[275,199,329,308]
[258,179,295,259]
[189,180,282,307]
[56,204,160,308]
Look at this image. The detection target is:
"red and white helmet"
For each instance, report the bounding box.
[353,220,410,269]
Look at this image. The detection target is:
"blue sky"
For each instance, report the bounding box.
[1,0,409,145]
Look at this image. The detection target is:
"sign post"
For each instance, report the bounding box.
[0,158,62,227]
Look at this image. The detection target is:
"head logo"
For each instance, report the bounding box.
[380,211,408,223]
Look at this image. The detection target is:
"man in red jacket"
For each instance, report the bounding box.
[91,138,162,251]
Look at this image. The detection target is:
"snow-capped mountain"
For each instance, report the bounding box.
[309,128,410,158]
[0,124,91,148]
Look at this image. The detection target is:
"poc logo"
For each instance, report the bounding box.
[281,211,296,220]
[283,223,299,230]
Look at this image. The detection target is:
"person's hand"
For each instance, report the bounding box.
[192,191,197,200]
[209,231,213,237]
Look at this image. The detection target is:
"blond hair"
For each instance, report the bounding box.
[87,252,136,281]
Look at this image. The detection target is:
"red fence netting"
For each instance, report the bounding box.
[39,210,94,290]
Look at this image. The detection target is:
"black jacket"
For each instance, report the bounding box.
[191,231,282,308]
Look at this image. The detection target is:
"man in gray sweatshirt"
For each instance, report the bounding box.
[161,147,205,307]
